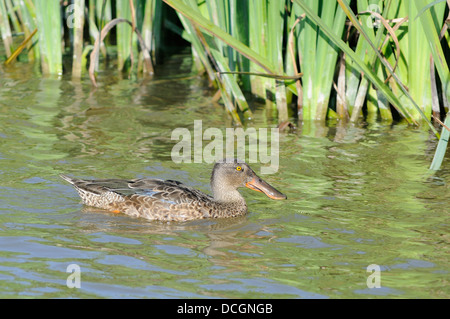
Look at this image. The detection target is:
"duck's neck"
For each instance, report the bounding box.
[211,181,245,204]
[209,171,247,218]
[210,184,248,218]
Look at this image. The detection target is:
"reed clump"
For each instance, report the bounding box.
[0,1,449,134]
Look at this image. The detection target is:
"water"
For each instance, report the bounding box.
[0,55,449,298]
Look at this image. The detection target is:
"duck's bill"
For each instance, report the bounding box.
[246,176,287,200]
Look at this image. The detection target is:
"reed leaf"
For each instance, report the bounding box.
[163,0,301,122]
[230,0,250,91]
[316,0,348,120]
[248,0,267,98]
[328,0,439,136]
[418,0,450,170]
[345,0,378,118]
[5,0,22,33]
[176,10,215,81]
[201,30,253,118]
[414,0,449,104]
[4,27,36,65]
[338,0,443,134]
[0,0,13,57]
[267,0,288,121]
[34,0,62,75]
[71,0,85,78]
[287,13,304,115]
[141,0,156,73]
[349,2,401,122]
[184,0,253,120]
[430,112,450,170]
[116,0,133,71]
[293,0,349,121]
[15,0,39,61]
[163,0,278,75]
[380,0,437,121]
[96,0,112,30]
[89,18,152,86]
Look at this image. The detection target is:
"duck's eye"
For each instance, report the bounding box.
[236,166,242,171]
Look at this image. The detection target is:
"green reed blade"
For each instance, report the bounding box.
[218,71,302,81]
[247,0,267,98]
[72,0,85,78]
[407,1,431,119]
[141,0,155,72]
[4,27,36,65]
[88,1,98,45]
[294,0,408,120]
[15,0,39,61]
[116,0,131,71]
[89,17,152,86]
[5,0,21,33]
[284,3,300,108]
[293,0,317,120]
[150,0,163,64]
[415,0,450,169]
[430,112,450,170]
[267,0,288,121]
[116,0,137,71]
[205,0,228,55]
[293,0,347,120]
[316,0,439,136]
[415,0,449,104]
[176,10,215,81]
[165,0,292,121]
[349,0,393,122]
[205,0,242,84]
[315,0,348,120]
[178,0,204,72]
[230,0,250,91]
[345,0,376,116]
[87,0,107,59]
[164,0,277,75]
[376,68,393,121]
[366,82,378,121]
[34,0,62,75]
[96,0,112,30]
[0,0,13,57]
[184,0,252,120]
[337,0,441,131]
[383,0,438,121]
[207,35,253,119]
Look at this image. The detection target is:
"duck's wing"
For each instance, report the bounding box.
[122,179,216,220]
[61,175,211,202]
[126,178,213,204]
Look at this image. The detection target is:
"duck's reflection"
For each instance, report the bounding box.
[68,206,276,267]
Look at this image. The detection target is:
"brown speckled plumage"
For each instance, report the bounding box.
[61,159,286,222]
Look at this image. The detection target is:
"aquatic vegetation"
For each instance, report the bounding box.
[0,1,449,137]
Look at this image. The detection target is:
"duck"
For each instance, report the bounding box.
[60,159,286,222]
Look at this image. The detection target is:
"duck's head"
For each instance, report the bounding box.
[210,159,287,202]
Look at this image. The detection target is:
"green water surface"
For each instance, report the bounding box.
[0,55,448,298]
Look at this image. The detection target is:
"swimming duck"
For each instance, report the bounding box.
[60,159,286,222]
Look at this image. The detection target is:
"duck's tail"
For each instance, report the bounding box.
[60,174,125,209]
[60,174,77,185]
